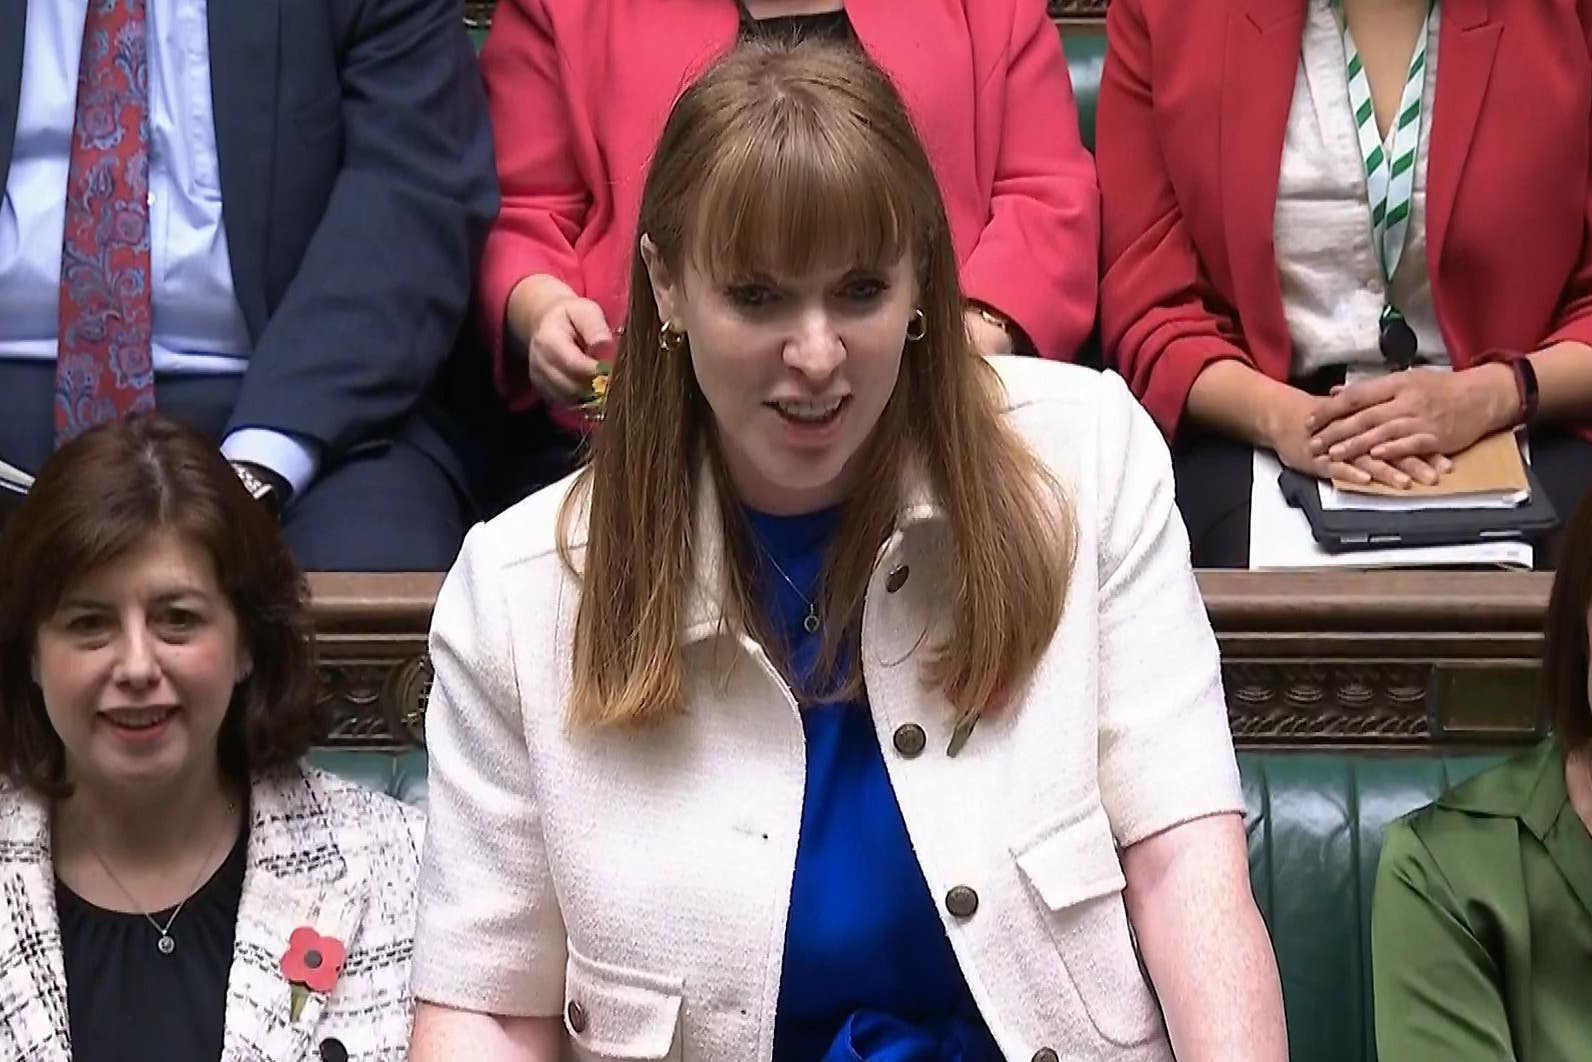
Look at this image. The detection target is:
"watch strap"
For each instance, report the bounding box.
[1511,356,1540,427]
[971,303,1010,335]
[231,461,288,516]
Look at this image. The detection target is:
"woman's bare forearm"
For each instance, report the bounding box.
[409,1002,563,1062]
[1186,358,1306,451]
[1122,814,1289,1062]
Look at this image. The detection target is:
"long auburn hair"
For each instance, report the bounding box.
[559,39,1074,728]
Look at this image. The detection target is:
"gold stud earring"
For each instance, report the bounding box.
[659,320,687,354]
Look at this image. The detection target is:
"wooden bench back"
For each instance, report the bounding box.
[312,571,1551,752]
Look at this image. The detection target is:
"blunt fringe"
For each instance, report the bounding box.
[0,415,323,795]
[559,39,1075,728]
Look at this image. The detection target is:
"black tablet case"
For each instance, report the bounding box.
[1278,468,1559,553]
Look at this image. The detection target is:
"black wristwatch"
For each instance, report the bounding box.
[1510,357,1541,427]
[1483,350,1541,428]
[230,461,290,517]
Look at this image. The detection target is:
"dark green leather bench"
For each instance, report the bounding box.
[309,746,1509,1062]
[310,749,429,804]
[1241,751,1503,1062]
[1060,29,1105,153]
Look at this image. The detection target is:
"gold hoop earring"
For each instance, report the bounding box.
[659,320,686,354]
[905,309,927,342]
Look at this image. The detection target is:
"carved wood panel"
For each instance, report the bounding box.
[1201,571,1551,750]
[311,574,435,751]
[312,650,1545,751]
[1047,0,1109,16]
[306,571,1557,753]
[1223,660,1434,744]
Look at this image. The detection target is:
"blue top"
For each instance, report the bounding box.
[745,506,1001,1062]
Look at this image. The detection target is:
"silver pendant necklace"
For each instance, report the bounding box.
[87,801,237,957]
[761,552,821,634]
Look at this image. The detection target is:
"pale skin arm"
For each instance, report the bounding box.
[1186,358,1446,487]
[1186,358,1309,448]
[1121,812,1289,1062]
[408,1003,562,1062]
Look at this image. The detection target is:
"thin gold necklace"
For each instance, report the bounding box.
[760,551,821,634]
[87,802,238,957]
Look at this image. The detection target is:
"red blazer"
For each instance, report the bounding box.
[479,0,1100,415]
[1099,0,1592,439]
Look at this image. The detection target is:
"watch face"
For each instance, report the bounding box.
[233,464,272,502]
[979,309,1009,333]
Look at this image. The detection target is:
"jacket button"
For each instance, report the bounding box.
[1032,1050,1059,1062]
[318,1040,348,1062]
[945,885,979,919]
[567,1000,589,1034]
[892,723,926,758]
[885,565,910,592]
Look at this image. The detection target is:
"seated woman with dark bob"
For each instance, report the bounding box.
[1098,0,1592,567]
[0,416,423,1060]
[1373,486,1592,1061]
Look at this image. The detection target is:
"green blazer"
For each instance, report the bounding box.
[1372,740,1592,1062]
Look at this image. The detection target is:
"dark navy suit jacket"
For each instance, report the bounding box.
[0,0,499,472]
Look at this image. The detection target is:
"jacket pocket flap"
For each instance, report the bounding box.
[565,946,684,1059]
[1012,803,1126,910]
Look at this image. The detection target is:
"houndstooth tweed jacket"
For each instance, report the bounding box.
[0,764,424,1062]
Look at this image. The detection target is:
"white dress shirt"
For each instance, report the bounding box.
[0,0,315,490]
[1274,0,1448,377]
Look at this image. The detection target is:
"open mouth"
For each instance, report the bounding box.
[100,706,179,733]
[768,395,849,426]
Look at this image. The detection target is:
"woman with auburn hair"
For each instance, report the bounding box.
[1098,0,1592,567]
[1373,485,1592,1059]
[0,415,423,1061]
[411,39,1285,1062]
[478,0,1099,490]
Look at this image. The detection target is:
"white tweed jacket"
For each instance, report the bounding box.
[415,359,1245,1062]
[0,764,424,1062]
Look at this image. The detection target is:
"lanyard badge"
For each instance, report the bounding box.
[1331,0,1437,370]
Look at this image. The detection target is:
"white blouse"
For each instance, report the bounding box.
[1274,0,1448,377]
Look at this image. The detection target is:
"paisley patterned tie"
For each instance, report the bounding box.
[55,0,156,447]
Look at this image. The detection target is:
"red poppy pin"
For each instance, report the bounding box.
[280,926,346,1021]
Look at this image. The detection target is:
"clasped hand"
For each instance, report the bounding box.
[1273,366,1513,489]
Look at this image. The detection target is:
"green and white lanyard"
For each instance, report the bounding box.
[1330,0,1437,368]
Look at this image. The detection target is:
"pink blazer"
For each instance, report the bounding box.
[478,0,1100,414]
